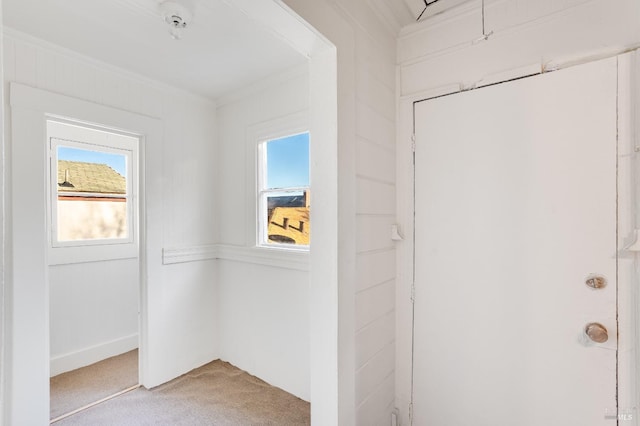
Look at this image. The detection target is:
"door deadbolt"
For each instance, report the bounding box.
[585,275,607,289]
[584,322,608,343]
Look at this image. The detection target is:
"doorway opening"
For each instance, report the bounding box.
[46,119,141,422]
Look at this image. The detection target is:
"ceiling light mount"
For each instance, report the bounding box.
[160,1,193,40]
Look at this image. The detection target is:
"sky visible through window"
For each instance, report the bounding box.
[57,133,309,186]
[266,132,309,189]
[58,146,127,177]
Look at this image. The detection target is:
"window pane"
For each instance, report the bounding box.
[56,146,128,241]
[265,190,310,246]
[266,133,309,189]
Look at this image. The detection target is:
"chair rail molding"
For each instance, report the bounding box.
[162,244,309,271]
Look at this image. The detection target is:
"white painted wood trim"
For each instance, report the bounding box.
[162,244,309,271]
[0,0,6,416]
[395,96,415,425]
[8,82,162,420]
[617,51,640,426]
[162,245,218,265]
[399,0,502,39]
[398,0,640,99]
[398,0,599,66]
[50,333,138,377]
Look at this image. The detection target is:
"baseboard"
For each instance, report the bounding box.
[50,334,139,377]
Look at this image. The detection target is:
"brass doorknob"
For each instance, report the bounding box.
[585,275,607,289]
[585,322,608,343]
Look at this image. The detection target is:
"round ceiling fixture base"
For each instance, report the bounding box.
[159,1,193,40]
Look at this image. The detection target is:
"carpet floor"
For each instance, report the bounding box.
[55,359,310,425]
[51,349,139,420]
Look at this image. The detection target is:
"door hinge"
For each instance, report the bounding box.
[410,283,415,303]
[409,402,413,425]
[411,134,416,153]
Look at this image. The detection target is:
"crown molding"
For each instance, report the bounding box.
[3,26,217,107]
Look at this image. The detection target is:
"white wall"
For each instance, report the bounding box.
[217,261,309,398]
[49,260,139,376]
[398,0,640,96]
[0,0,6,420]
[396,0,640,423]
[282,1,399,424]
[215,66,311,401]
[3,29,219,424]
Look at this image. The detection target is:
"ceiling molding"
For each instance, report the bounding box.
[3,26,217,106]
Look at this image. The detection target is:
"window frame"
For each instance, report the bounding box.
[257,132,310,249]
[246,111,309,252]
[46,118,140,265]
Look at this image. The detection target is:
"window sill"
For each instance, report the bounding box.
[162,244,309,271]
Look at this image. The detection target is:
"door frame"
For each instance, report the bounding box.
[46,118,142,382]
[396,51,640,425]
[6,83,161,424]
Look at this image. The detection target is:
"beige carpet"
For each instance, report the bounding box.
[51,349,139,420]
[56,359,310,425]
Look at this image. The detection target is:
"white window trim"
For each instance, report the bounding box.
[46,118,140,265]
[246,111,310,253]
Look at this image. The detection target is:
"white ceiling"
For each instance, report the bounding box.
[3,0,477,100]
[3,0,309,100]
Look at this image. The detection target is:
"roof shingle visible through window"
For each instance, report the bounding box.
[57,160,126,195]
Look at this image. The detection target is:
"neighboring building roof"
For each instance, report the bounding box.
[57,160,126,195]
[267,207,310,245]
[267,194,306,210]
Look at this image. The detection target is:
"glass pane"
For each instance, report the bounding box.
[265,190,310,246]
[266,133,309,189]
[56,146,128,241]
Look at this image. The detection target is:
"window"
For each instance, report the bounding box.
[258,132,310,248]
[47,119,139,263]
[52,141,131,244]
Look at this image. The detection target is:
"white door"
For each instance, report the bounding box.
[413,57,619,426]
